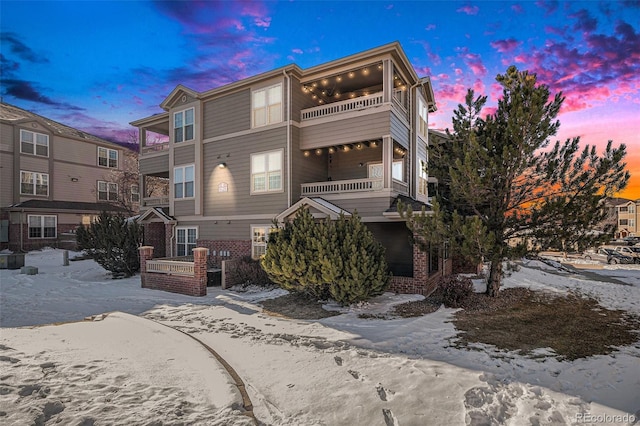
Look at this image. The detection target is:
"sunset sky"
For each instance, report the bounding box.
[2,1,638,199]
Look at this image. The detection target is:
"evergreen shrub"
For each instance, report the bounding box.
[261,208,390,305]
[76,211,143,278]
[439,275,473,308]
[230,256,274,289]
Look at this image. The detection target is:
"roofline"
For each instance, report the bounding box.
[130,111,170,127]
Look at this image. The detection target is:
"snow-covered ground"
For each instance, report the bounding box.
[1,248,639,425]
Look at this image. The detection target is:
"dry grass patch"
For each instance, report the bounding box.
[260,293,340,320]
[453,288,640,360]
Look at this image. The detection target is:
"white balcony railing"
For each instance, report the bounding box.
[142,197,169,207]
[142,142,169,154]
[301,178,383,196]
[146,259,194,276]
[301,92,384,120]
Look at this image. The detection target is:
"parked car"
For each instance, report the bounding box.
[623,236,640,245]
[582,248,634,264]
[614,246,640,263]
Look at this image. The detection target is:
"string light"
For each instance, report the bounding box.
[303,150,310,157]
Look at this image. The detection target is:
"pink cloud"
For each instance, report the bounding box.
[490,38,521,53]
[457,5,479,15]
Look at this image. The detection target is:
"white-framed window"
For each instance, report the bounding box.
[630,219,636,228]
[20,130,49,157]
[98,147,118,168]
[418,159,428,196]
[131,184,140,202]
[418,99,428,138]
[251,150,282,193]
[176,227,197,256]
[174,165,195,199]
[174,108,194,143]
[251,225,273,259]
[629,205,635,214]
[252,83,282,127]
[28,215,56,239]
[392,160,404,182]
[20,171,49,196]
[98,181,118,201]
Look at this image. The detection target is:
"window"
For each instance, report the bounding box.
[630,205,636,214]
[81,215,98,226]
[98,181,118,201]
[620,206,628,213]
[176,227,197,256]
[252,84,282,127]
[252,226,273,259]
[251,150,282,193]
[620,219,628,226]
[28,215,56,239]
[20,130,49,157]
[631,219,636,228]
[98,147,118,168]
[131,184,140,202]
[174,108,194,143]
[418,100,428,138]
[392,160,404,182]
[174,165,195,198]
[418,160,428,196]
[20,171,48,196]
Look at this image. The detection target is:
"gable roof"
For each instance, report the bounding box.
[0,102,122,148]
[5,199,127,213]
[137,207,176,224]
[276,197,352,222]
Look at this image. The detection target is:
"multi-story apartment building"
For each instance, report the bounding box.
[0,102,137,251]
[132,42,444,292]
[616,199,638,238]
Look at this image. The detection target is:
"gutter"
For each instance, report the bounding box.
[283,69,292,208]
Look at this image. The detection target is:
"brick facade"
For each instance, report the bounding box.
[139,246,207,297]
[143,222,168,258]
[388,243,452,296]
[7,223,79,252]
[197,239,251,267]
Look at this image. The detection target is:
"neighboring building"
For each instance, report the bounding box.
[615,198,639,238]
[0,102,137,251]
[132,42,446,293]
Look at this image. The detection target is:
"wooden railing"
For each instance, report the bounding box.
[146,259,194,276]
[301,92,384,120]
[301,178,383,196]
[142,197,169,207]
[142,142,169,154]
[392,179,408,193]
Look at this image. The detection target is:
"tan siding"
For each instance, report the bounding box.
[174,144,195,165]
[203,127,288,216]
[139,154,169,175]
[52,137,99,166]
[179,219,257,241]
[291,76,317,123]
[203,90,251,139]
[290,126,326,201]
[327,146,383,182]
[52,162,118,203]
[1,123,14,151]
[20,155,49,173]
[390,113,410,147]
[300,111,391,149]
[0,150,14,207]
[174,199,196,216]
[332,196,393,217]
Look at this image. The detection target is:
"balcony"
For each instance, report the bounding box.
[301,177,384,196]
[142,142,169,154]
[141,196,169,209]
[301,92,384,121]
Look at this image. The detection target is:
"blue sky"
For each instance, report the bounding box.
[2,1,639,198]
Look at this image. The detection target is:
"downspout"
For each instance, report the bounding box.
[20,209,24,252]
[170,222,176,258]
[283,69,292,208]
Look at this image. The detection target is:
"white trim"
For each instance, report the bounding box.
[250,149,284,194]
[175,226,198,256]
[27,214,57,239]
[20,170,49,196]
[173,107,195,143]
[97,146,119,168]
[20,129,49,157]
[275,197,351,222]
[250,224,274,259]
[97,180,118,201]
[173,164,195,199]
[251,83,283,128]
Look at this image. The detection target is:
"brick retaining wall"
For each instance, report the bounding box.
[139,246,207,296]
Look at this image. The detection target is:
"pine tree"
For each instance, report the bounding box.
[408,66,629,297]
[76,211,143,278]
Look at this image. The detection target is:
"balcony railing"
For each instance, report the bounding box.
[301,92,384,120]
[142,142,169,154]
[146,259,194,276]
[142,197,169,208]
[301,178,383,196]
